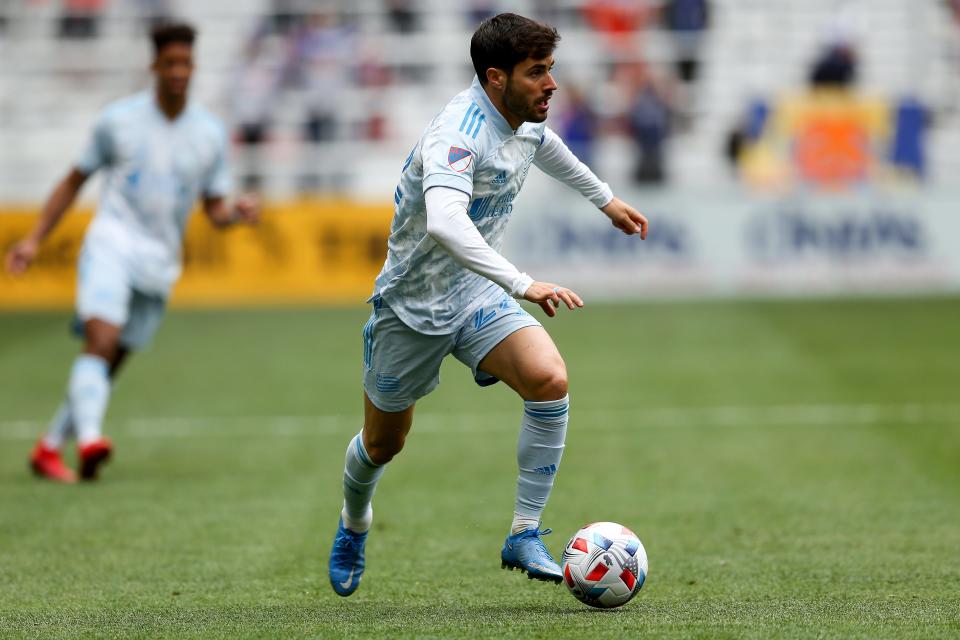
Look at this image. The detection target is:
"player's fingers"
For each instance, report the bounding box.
[550,287,562,308]
[539,299,556,317]
[637,214,649,240]
[5,251,23,274]
[614,217,638,235]
[567,289,584,307]
[558,289,577,310]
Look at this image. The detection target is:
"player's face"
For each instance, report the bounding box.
[152,43,194,100]
[504,56,557,124]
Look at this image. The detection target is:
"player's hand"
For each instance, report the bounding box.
[4,237,40,275]
[233,194,260,225]
[523,281,584,318]
[601,197,648,239]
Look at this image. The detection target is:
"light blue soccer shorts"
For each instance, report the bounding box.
[74,244,167,350]
[362,291,542,412]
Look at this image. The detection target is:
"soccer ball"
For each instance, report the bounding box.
[560,522,647,609]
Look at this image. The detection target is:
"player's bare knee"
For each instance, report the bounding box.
[527,366,568,401]
[364,433,405,465]
[83,338,118,362]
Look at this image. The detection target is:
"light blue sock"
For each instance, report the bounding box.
[41,400,74,450]
[341,432,385,533]
[68,354,110,446]
[513,395,569,533]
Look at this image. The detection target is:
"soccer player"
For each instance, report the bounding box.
[5,22,259,483]
[328,13,648,596]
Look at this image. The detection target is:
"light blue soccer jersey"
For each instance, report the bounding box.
[373,76,547,335]
[76,91,231,295]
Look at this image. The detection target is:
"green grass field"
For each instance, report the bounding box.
[1,298,959,639]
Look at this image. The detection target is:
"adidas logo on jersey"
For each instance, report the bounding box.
[492,171,507,185]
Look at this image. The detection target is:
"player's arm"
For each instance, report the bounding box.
[425,186,582,317]
[4,168,89,275]
[201,121,260,228]
[202,194,260,228]
[534,127,648,239]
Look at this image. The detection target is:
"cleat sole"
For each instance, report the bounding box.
[501,558,562,583]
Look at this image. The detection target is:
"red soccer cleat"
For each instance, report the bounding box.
[78,438,113,480]
[30,441,77,484]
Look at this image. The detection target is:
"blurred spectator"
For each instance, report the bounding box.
[625,64,672,184]
[0,0,10,34]
[353,46,390,141]
[132,0,175,32]
[809,44,857,88]
[230,35,288,190]
[270,0,304,35]
[582,0,657,53]
[889,97,929,180]
[724,99,768,172]
[662,0,709,84]
[293,9,354,191]
[385,0,418,33]
[58,0,105,39]
[467,0,496,27]
[557,85,599,169]
[531,0,562,26]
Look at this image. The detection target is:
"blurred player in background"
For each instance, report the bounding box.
[4,22,259,483]
[329,13,648,596]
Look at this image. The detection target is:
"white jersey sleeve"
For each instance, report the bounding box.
[534,126,613,208]
[76,111,114,176]
[421,104,488,197]
[202,123,232,199]
[425,186,533,298]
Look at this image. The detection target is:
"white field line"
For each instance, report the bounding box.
[0,403,959,441]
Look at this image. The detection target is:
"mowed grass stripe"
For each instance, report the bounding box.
[2,402,960,441]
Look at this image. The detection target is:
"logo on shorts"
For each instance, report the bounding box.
[448,146,473,173]
[375,374,401,393]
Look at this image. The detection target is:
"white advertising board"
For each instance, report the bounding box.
[504,174,960,299]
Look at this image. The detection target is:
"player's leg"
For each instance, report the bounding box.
[453,294,568,582]
[330,299,449,596]
[76,291,167,479]
[343,394,415,532]
[30,400,78,483]
[481,326,568,582]
[31,341,130,483]
[72,318,123,480]
[330,395,414,596]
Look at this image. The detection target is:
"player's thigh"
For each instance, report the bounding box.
[120,290,167,351]
[76,247,132,330]
[362,302,453,413]
[477,325,567,401]
[452,292,565,401]
[76,249,131,359]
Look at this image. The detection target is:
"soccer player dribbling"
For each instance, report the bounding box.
[5,23,259,483]
[329,13,648,596]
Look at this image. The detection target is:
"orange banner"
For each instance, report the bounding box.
[0,200,393,308]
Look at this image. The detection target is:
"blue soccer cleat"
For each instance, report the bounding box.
[329,518,368,597]
[500,526,563,583]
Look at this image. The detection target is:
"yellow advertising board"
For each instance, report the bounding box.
[0,200,393,309]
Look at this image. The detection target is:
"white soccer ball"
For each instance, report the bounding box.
[560,521,648,609]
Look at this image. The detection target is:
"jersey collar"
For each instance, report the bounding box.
[470,76,516,139]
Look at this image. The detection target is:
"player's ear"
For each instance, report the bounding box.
[486,68,505,91]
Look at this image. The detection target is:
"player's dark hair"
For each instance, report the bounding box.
[470,13,560,85]
[150,22,196,55]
